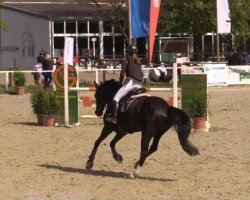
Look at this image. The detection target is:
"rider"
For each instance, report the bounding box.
[106,45,143,124]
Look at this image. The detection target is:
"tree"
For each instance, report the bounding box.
[158,0,250,52]
[229,0,250,51]
[0,0,8,31]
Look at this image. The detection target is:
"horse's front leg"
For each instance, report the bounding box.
[110,130,127,163]
[86,124,113,169]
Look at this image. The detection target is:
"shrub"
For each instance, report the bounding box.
[190,94,207,117]
[31,88,59,115]
[13,70,26,87]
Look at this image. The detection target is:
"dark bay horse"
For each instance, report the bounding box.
[86,79,199,178]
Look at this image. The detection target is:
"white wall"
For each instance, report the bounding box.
[0,8,50,69]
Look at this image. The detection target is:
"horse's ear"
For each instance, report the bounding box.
[94,81,99,88]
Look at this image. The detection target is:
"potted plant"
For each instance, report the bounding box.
[30,88,59,126]
[190,94,207,132]
[13,70,26,95]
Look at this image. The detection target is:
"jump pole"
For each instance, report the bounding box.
[172,62,178,107]
[64,37,74,127]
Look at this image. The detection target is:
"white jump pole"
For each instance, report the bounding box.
[64,63,69,126]
[64,37,74,127]
[172,62,178,108]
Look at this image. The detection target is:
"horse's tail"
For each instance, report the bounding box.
[168,106,199,156]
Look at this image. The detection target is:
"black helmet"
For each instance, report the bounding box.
[127,45,138,55]
[39,49,48,57]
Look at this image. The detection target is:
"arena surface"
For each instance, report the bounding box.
[0,86,249,200]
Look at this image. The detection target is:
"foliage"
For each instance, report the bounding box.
[30,89,59,115]
[159,0,250,51]
[190,94,207,117]
[79,80,93,87]
[13,70,26,87]
[76,0,129,43]
[75,1,250,51]
[159,0,215,36]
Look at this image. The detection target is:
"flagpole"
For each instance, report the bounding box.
[127,0,132,45]
[216,0,220,63]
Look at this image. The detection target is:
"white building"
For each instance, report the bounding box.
[0,0,127,68]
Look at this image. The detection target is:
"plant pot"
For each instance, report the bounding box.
[16,86,25,95]
[192,117,206,132]
[37,114,56,126]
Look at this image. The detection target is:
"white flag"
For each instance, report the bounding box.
[217,0,231,33]
[64,37,74,66]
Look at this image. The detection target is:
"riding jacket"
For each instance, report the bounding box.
[119,56,143,86]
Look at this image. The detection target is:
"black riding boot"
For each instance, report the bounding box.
[106,100,119,124]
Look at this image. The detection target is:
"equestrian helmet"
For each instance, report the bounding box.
[127,45,138,55]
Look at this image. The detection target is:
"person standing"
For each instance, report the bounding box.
[106,45,143,124]
[32,57,43,86]
[39,49,53,89]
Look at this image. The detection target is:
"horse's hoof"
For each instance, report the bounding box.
[115,154,123,163]
[129,172,139,179]
[86,160,94,170]
[129,173,136,179]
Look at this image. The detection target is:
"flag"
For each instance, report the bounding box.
[130,0,150,38]
[216,0,231,34]
[64,37,74,66]
[149,0,161,63]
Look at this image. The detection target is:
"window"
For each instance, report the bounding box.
[66,21,76,34]
[103,21,112,32]
[89,21,99,33]
[78,37,88,56]
[54,37,64,49]
[54,22,64,34]
[78,22,87,33]
[115,36,124,56]
[104,36,113,57]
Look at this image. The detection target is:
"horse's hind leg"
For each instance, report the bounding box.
[131,134,152,178]
[110,132,127,163]
[148,125,172,156]
[86,125,113,169]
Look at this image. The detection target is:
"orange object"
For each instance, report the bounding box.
[81,96,93,107]
[166,97,173,106]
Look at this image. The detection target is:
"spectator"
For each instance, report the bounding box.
[39,49,53,89]
[227,49,241,66]
[32,57,43,86]
[241,52,250,65]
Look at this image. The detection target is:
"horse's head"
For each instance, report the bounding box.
[94,79,120,117]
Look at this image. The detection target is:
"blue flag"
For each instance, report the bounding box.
[130,0,150,38]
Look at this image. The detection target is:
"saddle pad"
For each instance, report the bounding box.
[130,93,151,99]
[120,93,151,112]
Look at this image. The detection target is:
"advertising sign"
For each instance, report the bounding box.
[204,64,228,86]
[54,65,79,125]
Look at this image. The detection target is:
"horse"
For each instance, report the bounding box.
[148,66,183,84]
[86,79,199,178]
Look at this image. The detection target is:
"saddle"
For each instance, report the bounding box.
[119,88,150,112]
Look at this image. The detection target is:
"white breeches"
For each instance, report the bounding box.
[113,79,141,102]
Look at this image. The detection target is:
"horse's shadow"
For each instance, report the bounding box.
[39,164,176,182]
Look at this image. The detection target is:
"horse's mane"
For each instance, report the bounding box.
[102,79,119,88]
[100,79,120,99]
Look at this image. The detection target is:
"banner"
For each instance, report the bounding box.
[130,0,150,38]
[216,0,231,33]
[149,0,161,63]
[64,37,74,65]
